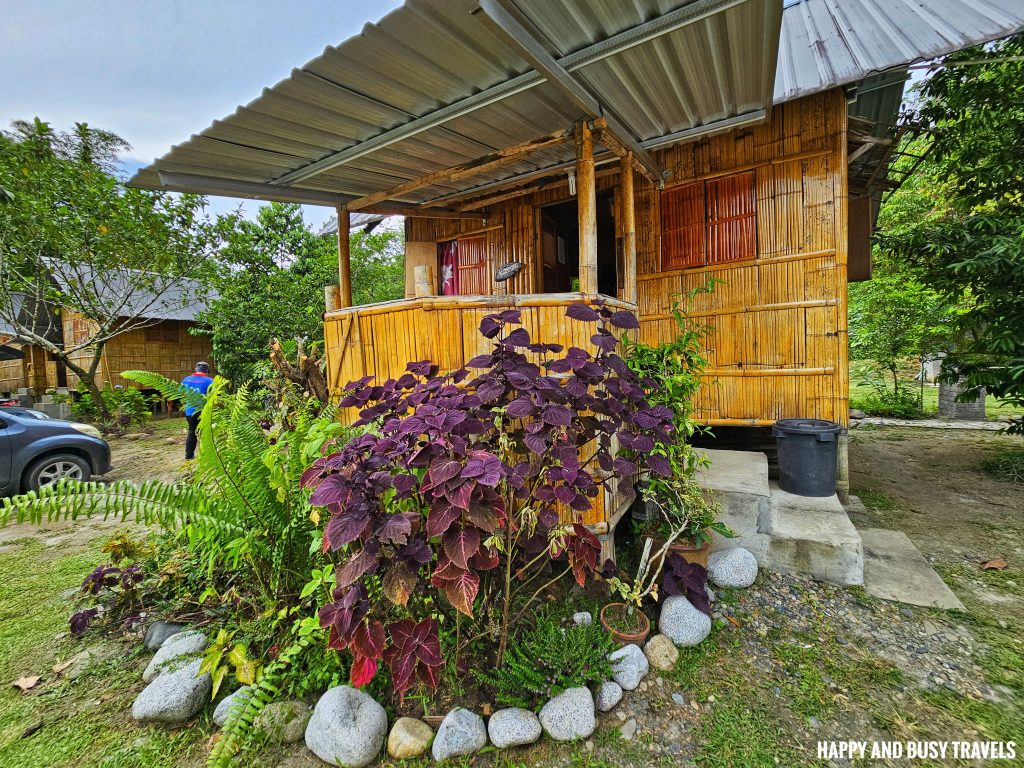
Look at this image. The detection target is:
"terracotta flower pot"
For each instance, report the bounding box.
[671,538,711,569]
[647,535,711,573]
[599,603,651,646]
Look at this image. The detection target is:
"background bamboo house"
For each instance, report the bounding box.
[128,0,1022,550]
[0,274,213,397]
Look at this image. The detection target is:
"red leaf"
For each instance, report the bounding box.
[337,546,379,589]
[442,568,480,617]
[426,502,461,538]
[352,621,385,659]
[470,547,500,571]
[349,654,378,688]
[442,527,480,570]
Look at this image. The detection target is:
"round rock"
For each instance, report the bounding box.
[644,634,679,672]
[387,717,434,760]
[143,629,207,682]
[660,595,712,647]
[213,686,252,727]
[572,611,593,626]
[538,686,596,741]
[608,643,649,690]
[594,680,623,712]
[432,707,488,761]
[254,699,311,743]
[131,658,211,724]
[488,708,542,749]
[143,620,186,651]
[708,548,758,589]
[305,686,387,768]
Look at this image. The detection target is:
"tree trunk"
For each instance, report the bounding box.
[60,344,111,420]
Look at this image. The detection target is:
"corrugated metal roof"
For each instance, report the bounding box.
[130,0,1024,206]
[46,265,214,322]
[775,0,1024,102]
[131,0,783,204]
[317,212,389,236]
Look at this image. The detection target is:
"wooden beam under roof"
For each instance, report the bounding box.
[153,171,486,219]
[344,127,572,211]
[475,0,666,186]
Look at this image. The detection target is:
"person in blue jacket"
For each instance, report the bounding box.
[181,361,213,460]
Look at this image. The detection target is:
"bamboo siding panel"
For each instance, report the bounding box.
[392,90,848,428]
[0,338,28,393]
[63,315,213,391]
[636,90,849,427]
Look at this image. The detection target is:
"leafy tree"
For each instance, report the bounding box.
[0,119,221,415]
[202,203,403,384]
[848,258,953,400]
[878,33,1024,429]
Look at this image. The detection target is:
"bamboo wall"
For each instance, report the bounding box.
[637,90,849,426]
[403,90,849,427]
[0,339,58,394]
[63,312,213,390]
[324,293,634,528]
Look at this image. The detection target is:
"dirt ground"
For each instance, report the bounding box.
[848,424,1024,625]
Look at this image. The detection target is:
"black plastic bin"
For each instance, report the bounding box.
[771,418,842,497]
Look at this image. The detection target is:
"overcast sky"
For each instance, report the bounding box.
[1,0,404,225]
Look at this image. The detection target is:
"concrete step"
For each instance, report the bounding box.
[761,484,864,587]
[860,528,965,611]
[696,449,771,560]
[699,449,864,587]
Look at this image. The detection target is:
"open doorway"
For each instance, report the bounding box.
[538,192,617,296]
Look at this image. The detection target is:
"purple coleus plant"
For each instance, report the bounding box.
[302,302,675,699]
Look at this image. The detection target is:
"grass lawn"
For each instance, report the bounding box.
[849,377,1023,420]
[0,535,209,768]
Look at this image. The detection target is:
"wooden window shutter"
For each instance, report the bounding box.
[456,235,488,295]
[661,182,705,270]
[705,171,756,265]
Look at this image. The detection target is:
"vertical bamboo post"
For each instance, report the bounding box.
[620,152,637,306]
[336,206,352,308]
[576,120,597,295]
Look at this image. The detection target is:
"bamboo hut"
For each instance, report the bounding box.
[128,0,1024,550]
[0,274,213,397]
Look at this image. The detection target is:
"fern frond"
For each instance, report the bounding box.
[207,630,315,768]
[121,370,213,411]
[0,479,244,539]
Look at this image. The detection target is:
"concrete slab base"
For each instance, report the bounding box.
[698,449,771,560]
[860,528,966,611]
[762,483,864,587]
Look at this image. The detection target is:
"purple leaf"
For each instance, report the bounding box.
[646,453,672,477]
[442,527,481,570]
[505,397,536,418]
[609,311,640,329]
[505,327,531,347]
[566,304,600,322]
[428,457,461,485]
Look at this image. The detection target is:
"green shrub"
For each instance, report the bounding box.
[981,449,1024,484]
[474,613,614,710]
[71,383,153,432]
[851,387,924,419]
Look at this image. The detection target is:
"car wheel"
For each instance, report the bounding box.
[24,454,91,492]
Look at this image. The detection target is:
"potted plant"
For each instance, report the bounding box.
[601,532,684,645]
[640,475,730,570]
